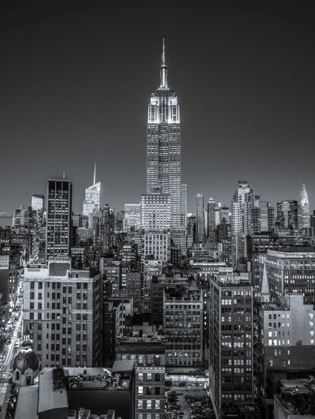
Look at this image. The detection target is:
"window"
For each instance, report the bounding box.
[138,386,143,394]
[155,400,160,409]
[137,400,143,409]
[147,400,152,409]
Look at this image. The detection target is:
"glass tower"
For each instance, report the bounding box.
[146,38,184,250]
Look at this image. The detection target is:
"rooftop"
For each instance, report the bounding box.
[38,368,68,413]
[275,376,315,416]
[65,362,134,391]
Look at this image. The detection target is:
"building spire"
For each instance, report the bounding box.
[93,162,96,185]
[261,262,270,302]
[301,182,309,206]
[159,35,168,89]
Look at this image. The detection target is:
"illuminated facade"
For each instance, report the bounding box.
[300,182,310,229]
[83,163,101,217]
[146,38,185,252]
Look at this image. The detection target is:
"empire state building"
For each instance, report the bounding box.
[146,38,185,251]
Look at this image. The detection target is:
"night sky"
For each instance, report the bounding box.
[1,1,315,217]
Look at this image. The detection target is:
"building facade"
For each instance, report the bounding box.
[23,258,101,368]
[209,273,254,418]
[146,38,185,252]
[46,179,72,260]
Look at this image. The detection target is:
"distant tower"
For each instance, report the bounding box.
[231,181,254,267]
[207,197,216,239]
[146,37,185,252]
[31,194,44,212]
[83,163,101,218]
[300,183,310,229]
[46,178,72,260]
[196,194,205,243]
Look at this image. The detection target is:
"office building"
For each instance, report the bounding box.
[276,200,298,231]
[257,291,315,405]
[251,197,274,233]
[141,232,169,264]
[124,203,141,231]
[23,257,101,368]
[100,259,122,297]
[164,286,203,367]
[143,259,163,314]
[46,179,72,260]
[264,248,315,305]
[209,272,254,418]
[221,206,230,224]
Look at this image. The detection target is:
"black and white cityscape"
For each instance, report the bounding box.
[1,2,315,419]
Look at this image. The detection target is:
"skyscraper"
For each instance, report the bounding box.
[83,163,101,218]
[196,194,205,243]
[276,200,298,231]
[46,178,72,260]
[300,182,310,229]
[231,181,254,266]
[207,197,216,239]
[31,194,44,212]
[146,38,184,251]
[209,272,254,417]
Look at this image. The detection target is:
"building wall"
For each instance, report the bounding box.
[23,262,100,368]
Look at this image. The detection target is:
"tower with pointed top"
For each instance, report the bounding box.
[299,182,310,229]
[83,163,101,218]
[146,38,185,252]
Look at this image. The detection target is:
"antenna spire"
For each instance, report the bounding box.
[94,162,96,185]
[63,170,65,179]
[162,35,166,64]
[159,35,168,88]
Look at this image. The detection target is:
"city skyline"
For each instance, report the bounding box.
[1,2,315,215]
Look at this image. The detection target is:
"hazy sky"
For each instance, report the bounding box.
[1,1,315,216]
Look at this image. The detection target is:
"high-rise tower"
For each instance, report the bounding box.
[300,182,310,229]
[231,181,254,267]
[196,194,205,243]
[146,38,185,252]
[83,163,101,218]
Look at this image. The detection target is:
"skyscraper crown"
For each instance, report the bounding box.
[301,183,309,206]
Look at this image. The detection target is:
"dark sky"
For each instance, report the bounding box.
[1,1,315,216]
